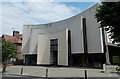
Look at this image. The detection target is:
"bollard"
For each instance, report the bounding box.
[85,70,87,79]
[21,67,23,75]
[46,69,48,78]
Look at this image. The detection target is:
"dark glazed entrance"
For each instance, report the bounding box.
[50,39,58,66]
[24,54,37,66]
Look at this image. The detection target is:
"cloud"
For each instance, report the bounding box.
[1,2,80,35]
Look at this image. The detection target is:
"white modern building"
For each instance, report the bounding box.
[22,4,106,67]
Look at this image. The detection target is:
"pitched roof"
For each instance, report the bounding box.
[2,34,22,44]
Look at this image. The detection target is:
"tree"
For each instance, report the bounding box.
[2,41,16,62]
[95,2,120,43]
[1,41,16,72]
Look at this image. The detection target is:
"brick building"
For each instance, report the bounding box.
[1,31,23,64]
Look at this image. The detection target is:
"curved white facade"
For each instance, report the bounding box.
[22,4,104,66]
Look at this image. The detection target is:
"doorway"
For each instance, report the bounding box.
[50,39,58,66]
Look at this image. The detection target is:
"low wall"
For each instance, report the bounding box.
[6,66,22,75]
[6,66,46,77]
[5,66,119,77]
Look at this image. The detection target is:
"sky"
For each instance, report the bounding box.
[1,1,99,36]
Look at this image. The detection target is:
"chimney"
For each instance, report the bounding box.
[13,31,19,36]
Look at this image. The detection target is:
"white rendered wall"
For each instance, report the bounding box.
[80,4,103,53]
[22,4,103,56]
[37,29,68,66]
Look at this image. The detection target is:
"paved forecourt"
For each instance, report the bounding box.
[4,66,119,78]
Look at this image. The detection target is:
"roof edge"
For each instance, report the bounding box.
[23,3,99,26]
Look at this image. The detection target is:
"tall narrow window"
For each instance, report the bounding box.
[82,18,88,54]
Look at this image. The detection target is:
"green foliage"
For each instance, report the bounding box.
[2,41,16,62]
[95,2,120,43]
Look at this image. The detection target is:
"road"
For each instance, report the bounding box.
[1,74,120,79]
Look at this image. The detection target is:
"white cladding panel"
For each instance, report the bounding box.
[69,17,84,54]
[37,34,50,64]
[37,29,68,66]
[22,26,31,54]
[28,29,46,54]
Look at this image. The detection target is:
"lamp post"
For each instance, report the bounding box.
[102,28,110,65]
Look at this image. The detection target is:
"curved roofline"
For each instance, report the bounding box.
[24,3,99,26]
